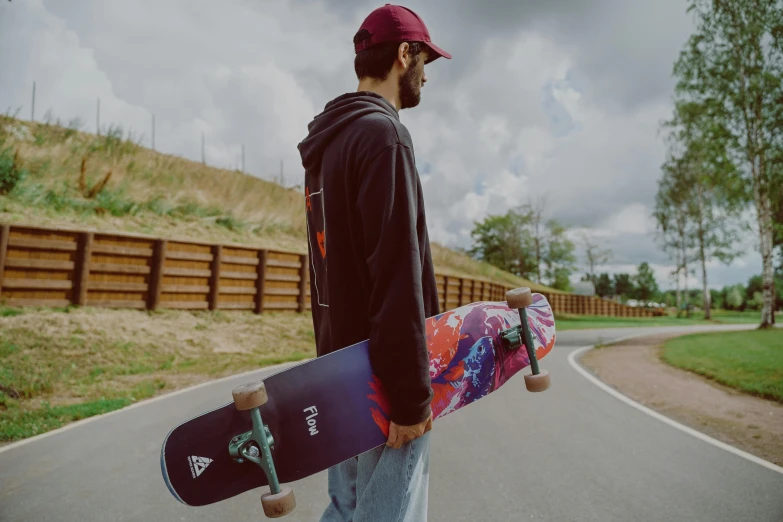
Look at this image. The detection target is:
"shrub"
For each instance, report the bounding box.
[0,146,26,195]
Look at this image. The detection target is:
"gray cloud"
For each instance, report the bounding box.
[1,0,764,290]
[312,0,694,110]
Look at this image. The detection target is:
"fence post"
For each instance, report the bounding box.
[298,254,308,313]
[0,225,9,300]
[73,232,93,306]
[208,245,222,311]
[255,250,267,314]
[147,239,167,310]
[458,278,464,306]
[443,275,449,310]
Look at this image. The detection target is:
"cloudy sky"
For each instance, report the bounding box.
[0,0,769,290]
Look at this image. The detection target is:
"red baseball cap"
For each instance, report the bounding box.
[354,4,452,64]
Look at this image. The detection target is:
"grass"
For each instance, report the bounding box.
[0,114,308,252]
[0,398,134,441]
[556,309,763,331]
[704,309,768,324]
[661,330,783,403]
[0,306,24,318]
[0,307,316,442]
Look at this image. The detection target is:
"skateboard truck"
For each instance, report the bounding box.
[231,382,296,518]
[502,287,551,392]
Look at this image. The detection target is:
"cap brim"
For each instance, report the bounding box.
[423,42,452,64]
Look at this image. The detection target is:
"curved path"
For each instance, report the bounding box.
[1,324,781,521]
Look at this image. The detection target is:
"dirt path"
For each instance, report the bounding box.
[580,333,783,467]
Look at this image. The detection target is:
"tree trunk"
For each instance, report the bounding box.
[533,204,544,284]
[677,204,690,318]
[757,190,776,328]
[696,184,711,320]
[535,238,541,284]
[699,246,711,320]
[683,256,690,318]
[588,258,596,286]
[752,148,775,328]
[675,249,682,317]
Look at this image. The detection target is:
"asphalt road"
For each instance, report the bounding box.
[1,324,782,522]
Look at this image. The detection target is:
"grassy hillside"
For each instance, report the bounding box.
[0,114,552,291]
[0,305,317,442]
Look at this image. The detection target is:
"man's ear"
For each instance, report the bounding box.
[397,42,411,68]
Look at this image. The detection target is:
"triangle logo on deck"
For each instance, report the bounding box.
[188,455,213,478]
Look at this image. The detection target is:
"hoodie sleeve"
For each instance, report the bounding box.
[357,142,433,426]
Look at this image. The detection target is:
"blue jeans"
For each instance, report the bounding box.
[319,432,430,522]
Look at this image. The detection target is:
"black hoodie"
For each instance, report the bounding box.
[297,91,439,426]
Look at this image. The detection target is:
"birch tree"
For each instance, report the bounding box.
[654,159,694,316]
[671,0,783,327]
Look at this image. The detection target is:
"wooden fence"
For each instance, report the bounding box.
[0,224,656,317]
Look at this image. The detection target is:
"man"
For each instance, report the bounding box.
[297,4,451,521]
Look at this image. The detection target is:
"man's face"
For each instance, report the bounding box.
[399,49,428,110]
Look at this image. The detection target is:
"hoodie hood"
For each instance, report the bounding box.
[298,92,399,172]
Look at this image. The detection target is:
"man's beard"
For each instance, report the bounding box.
[399,60,422,110]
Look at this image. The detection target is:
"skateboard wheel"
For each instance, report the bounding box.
[524,369,550,392]
[232,381,268,410]
[261,486,296,518]
[506,287,533,308]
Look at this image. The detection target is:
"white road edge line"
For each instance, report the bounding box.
[568,335,783,476]
[0,360,308,455]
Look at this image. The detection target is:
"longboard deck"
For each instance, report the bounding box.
[161,294,555,507]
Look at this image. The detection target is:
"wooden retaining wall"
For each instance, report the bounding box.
[0,224,656,317]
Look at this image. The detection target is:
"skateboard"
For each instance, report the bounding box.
[160,287,555,518]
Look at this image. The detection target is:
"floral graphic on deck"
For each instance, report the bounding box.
[367,293,556,434]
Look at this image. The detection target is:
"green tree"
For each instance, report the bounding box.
[743,274,783,310]
[746,275,764,303]
[549,269,572,292]
[710,288,724,310]
[468,210,537,279]
[778,276,783,311]
[633,262,660,305]
[777,247,783,278]
[518,199,547,285]
[613,273,635,300]
[469,205,577,290]
[654,159,694,314]
[748,291,764,311]
[725,284,746,310]
[542,219,577,291]
[595,273,613,298]
[657,128,741,319]
[672,0,783,327]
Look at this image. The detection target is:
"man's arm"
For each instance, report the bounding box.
[357,142,433,430]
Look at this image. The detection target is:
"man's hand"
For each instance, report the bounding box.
[386,411,433,449]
